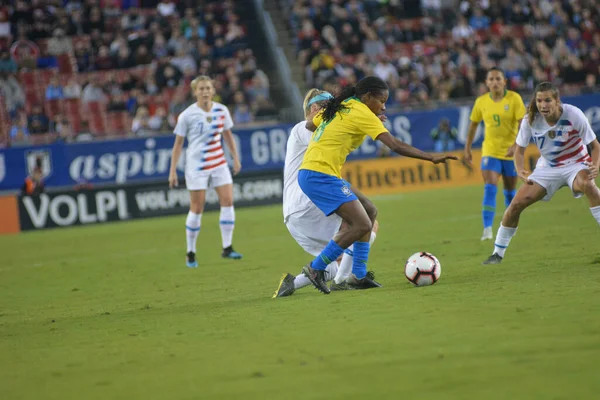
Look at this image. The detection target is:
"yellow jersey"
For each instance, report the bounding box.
[470,90,526,160]
[300,97,387,178]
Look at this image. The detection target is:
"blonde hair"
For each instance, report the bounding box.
[528,82,560,125]
[302,88,329,119]
[190,75,213,92]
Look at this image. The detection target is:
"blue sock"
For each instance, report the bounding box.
[503,189,516,207]
[482,183,497,229]
[352,241,370,279]
[311,240,344,271]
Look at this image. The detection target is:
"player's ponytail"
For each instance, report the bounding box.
[528,82,559,125]
[321,86,356,123]
[320,76,388,123]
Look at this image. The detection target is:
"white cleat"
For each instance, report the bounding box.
[481,227,493,241]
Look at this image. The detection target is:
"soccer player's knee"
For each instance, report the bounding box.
[356,218,373,237]
[581,179,598,195]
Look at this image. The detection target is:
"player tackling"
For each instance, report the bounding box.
[483,82,600,264]
[168,76,243,268]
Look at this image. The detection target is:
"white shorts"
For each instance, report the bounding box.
[528,163,588,201]
[285,210,343,257]
[185,164,232,191]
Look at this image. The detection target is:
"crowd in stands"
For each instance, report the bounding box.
[287,0,600,108]
[0,0,276,148]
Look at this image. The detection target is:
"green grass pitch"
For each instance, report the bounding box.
[1,185,600,399]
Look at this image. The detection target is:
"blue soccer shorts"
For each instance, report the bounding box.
[481,156,517,177]
[297,169,358,216]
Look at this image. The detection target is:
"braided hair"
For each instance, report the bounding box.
[320,76,389,123]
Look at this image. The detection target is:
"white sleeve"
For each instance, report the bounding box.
[574,107,597,145]
[515,119,532,147]
[297,124,312,147]
[173,110,187,137]
[223,107,234,131]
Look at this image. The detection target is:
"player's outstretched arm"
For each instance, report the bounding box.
[169,135,185,188]
[377,132,458,164]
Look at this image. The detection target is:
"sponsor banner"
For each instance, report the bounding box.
[18,171,283,231]
[2,93,599,191]
[343,146,541,196]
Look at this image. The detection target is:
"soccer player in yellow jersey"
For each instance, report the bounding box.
[464,67,526,241]
[298,76,457,294]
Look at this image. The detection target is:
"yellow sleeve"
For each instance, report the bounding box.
[470,98,483,122]
[356,108,388,140]
[312,111,323,127]
[513,93,526,120]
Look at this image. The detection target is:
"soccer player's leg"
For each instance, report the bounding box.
[184,173,209,268]
[480,157,502,240]
[335,220,379,286]
[483,172,548,265]
[570,164,600,226]
[501,159,518,208]
[213,166,242,259]
[298,170,369,294]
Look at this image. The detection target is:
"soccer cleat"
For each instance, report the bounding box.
[301,263,330,294]
[272,273,296,298]
[186,251,198,268]
[347,271,383,289]
[330,280,354,291]
[222,246,243,259]
[481,227,493,241]
[482,253,503,265]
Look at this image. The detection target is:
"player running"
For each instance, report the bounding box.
[299,76,457,294]
[273,89,381,298]
[463,67,527,241]
[168,76,243,268]
[483,82,600,264]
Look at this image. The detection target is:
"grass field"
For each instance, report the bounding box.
[1,185,600,400]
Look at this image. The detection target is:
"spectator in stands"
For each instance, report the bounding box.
[452,15,474,40]
[145,76,160,95]
[63,77,82,99]
[47,28,73,56]
[233,103,253,125]
[0,72,25,117]
[114,46,135,69]
[171,47,197,77]
[9,113,30,146]
[157,0,177,18]
[132,105,154,136]
[168,90,189,127]
[95,45,115,70]
[134,45,153,66]
[81,81,107,104]
[76,120,94,142]
[156,62,183,89]
[107,93,128,112]
[45,76,64,100]
[581,73,597,94]
[148,106,171,132]
[430,118,458,153]
[27,105,50,134]
[9,32,39,70]
[0,50,17,73]
[53,115,74,143]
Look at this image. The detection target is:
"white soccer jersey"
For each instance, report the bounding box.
[516,104,596,168]
[174,101,234,174]
[283,121,313,220]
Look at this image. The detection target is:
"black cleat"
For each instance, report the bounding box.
[186,252,198,268]
[330,280,354,291]
[221,246,243,259]
[272,273,296,298]
[301,263,330,294]
[482,253,503,265]
[347,271,383,289]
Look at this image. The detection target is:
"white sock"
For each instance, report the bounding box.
[294,261,338,289]
[219,206,235,249]
[493,224,517,258]
[591,205,600,225]
[185,211,202,253]
[334,231,377,284]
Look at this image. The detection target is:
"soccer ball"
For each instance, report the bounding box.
[404,252,441,286]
